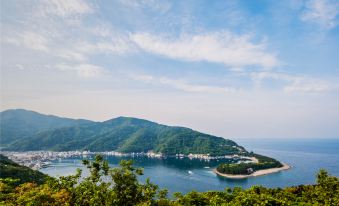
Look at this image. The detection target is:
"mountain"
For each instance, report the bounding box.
[0,109,93,145]
[0,154,48,185]
[1,109,246,156]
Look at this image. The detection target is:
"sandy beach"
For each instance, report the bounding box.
[213,163,291,179]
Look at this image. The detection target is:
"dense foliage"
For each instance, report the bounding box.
[1,110,245,156]
[0,109,92,145]
[0,154,48,185]
[217,153,283,175]
[1,155,338,206]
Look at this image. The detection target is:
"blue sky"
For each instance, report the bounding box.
[1,0,339,138]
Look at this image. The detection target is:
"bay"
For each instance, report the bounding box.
[40,138,339,194]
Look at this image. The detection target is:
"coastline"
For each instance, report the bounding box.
[213,163,291,179]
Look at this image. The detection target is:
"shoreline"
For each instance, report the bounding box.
[1,151,259,169]
[213,163,291,179]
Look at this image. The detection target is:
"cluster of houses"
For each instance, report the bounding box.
[1,151,90,170]
[1,150,257,170]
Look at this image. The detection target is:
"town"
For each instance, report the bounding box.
[0,150,255,170]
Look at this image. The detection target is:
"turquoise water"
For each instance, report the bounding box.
[40,138,339,194]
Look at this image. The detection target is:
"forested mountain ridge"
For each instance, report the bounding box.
[1,109,246,156]
[0,109,93,145]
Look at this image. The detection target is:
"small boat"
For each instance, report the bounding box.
[188,170,193,174]
[204,166,210,169]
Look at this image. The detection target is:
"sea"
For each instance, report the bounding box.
[40,138,339,194]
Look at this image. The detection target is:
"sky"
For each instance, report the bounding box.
[1,0,339,139]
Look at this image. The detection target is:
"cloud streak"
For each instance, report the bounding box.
[37,0,94,18]
[248,71,334,93]
[56,63,104,78]
[3,31,50,52]
[133,74,238,93]
[131,32,279,68]
[119,0,171,13]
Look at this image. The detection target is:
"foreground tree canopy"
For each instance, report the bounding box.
[1,155,338,206]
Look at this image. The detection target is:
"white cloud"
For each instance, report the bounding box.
[88,25,114,38]
[54,37,133,63]
[130,32,279,68]
[133,74,237,93]
[57,50,87,62]
[3,31,49,52]
[250,71,296,82]
[76,38,133,56]
[120,0,171,13]
[301,0,339,29]
[15,64,24,70]
[284,79,330,93]
[3,30,131,62]
[56,63,104,78]
[248,71,333,93]
[37,0,94,18]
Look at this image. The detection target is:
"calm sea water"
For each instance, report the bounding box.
[40,138,339,194]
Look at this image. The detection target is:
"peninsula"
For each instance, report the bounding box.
[214,153,291,179]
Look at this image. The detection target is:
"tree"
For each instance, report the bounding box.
[1,156,338,206]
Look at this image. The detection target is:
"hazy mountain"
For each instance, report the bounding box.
[1,109,246,156]
[0,109,93,145]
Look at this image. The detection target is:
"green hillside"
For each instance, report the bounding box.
[4,115,245,156]
[0,154,48,185]
[0,109,93,145]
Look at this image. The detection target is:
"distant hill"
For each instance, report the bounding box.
[1,109,246,156]
[0,109,93,145]
[0,154,48,185]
